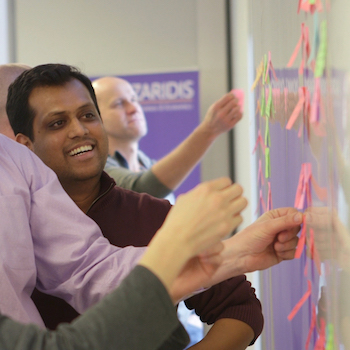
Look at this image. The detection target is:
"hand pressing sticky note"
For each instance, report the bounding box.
[231,89,244,113]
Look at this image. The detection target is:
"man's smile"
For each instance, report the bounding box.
[68,144,94,156]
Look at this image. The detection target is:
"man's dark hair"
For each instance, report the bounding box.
[6,63,101,141]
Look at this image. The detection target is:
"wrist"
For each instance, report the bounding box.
[196,122,220,142]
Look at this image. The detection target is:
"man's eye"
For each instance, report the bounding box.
[48,120,64,129]
[112,101,124,108]
[84,113,95,119]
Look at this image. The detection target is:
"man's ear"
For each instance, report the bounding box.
[15,133,34,151]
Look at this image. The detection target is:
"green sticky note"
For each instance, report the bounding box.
[260,86,266,117]
[265,119,271,147]
[315,20,327,78]
[266,85,272,117]
[325,323,334,350]
[263,54,268,85]
[265,147,271,179]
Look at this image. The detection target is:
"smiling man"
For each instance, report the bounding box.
[14,77,109,213]
[6,64,262,350]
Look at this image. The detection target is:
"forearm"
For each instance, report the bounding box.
[0,266,188,350]
[151,91,243,190]
[188,319,254,350]
[151,123,217,190]
[203,239,246,288]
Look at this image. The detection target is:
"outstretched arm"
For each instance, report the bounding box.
[170,207,302,298]
[209,207,302,285]
[151,91,242,191]
[139,177,247,301]
[105,91,242,197]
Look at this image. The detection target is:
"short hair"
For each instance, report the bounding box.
[6,63,100,141]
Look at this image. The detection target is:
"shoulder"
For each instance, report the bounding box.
[137,150,156,168]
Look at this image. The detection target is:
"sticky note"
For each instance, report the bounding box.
[287,23,304,67]
[231,89,244,113]
[267,181,273,211]
[259,189,267,213]
[287,280,312,320]
[295,216,307,259]
[265,147,271,179]
[265,119,271,147]
[305,304,317,349]
[252,130,266,155]
[314,20,327,78]
[251,60,264,91]
[286,87,305,130]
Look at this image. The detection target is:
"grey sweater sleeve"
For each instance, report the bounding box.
[0,266,189,350]
[105,165,173,198]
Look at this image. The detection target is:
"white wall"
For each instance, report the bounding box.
[0,0,11,63]
[14,0,231,182]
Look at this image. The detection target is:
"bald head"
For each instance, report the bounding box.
[92,76,128,102]
[0,63,30,138]
[92,76,147,150]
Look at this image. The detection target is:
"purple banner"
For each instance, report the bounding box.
[119,71,200,196]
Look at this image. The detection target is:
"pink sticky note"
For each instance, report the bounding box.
[267,181,273,211]
[295,216,307,259]
[305,304,317,349]
[287,280,312,321]
[287,23,304,67]
[259,189,267,213]
[286,87,305,130]
[231,89,244,113]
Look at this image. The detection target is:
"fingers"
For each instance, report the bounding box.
[276,225,302,244]
[203,177,233,191]
[268,212,303,235]
[228,196,248,217]
[220,182,244,204]
[201,178,246,209]
[213,92,242,120]
[274,236,299,253]
[257,207,301,223]
[276,248,298,260]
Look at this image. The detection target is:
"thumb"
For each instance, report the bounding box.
[261,212,303,237]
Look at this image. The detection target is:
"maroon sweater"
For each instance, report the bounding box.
[32,172,263,343]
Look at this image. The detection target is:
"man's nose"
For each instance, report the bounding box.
[125,100,138,114]
[68,119,88,138]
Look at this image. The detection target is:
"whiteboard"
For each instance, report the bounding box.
[246,1,350,349]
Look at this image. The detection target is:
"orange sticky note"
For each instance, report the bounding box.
[231,89,244,113]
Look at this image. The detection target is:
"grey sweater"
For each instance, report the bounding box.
[0,266,189,350]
